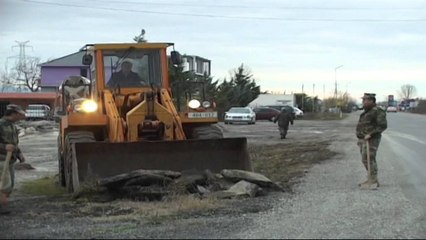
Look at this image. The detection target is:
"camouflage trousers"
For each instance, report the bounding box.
[278,126,289,138]
[0,161,15,195]
[359,137,381,177]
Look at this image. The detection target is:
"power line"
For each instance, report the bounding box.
[21,0,426,22]
[90,0,426,11]
[7,41,35,91]
[8,41,33,70]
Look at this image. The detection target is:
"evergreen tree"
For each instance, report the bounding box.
[216,64,260,118]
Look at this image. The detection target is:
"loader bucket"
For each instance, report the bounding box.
[72,137,251,189]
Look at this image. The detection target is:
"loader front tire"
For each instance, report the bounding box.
[63,131,96,192]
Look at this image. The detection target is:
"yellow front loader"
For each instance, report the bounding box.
[56,42,251,192]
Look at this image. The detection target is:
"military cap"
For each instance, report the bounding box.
[362,93,376,100]
[6,104,26,115]
[122,58,133,65]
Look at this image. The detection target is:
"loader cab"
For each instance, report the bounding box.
[81,43,172,93]
[103,49,162,89]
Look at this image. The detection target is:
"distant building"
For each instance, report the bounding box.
[248,94,296,108]
[399,98,419,110]
[39,51,89,92]
[181,55,211,77]
[0,92,57,117]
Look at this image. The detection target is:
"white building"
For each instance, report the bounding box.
[248,94,296,108]
[181,55,211,77]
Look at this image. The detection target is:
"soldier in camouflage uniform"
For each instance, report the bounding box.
[274,108,294,139]
[356,93,387,189]
[0,104,26,214]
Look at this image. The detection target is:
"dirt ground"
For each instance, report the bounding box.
[1,117,340,239]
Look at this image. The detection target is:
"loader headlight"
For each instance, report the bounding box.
[81,99,98,113]
[188,99,201,109]
[202,101,211,108]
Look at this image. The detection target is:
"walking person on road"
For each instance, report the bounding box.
[356,93,387,189]
[274,108,294,139]
[0,104,27,215]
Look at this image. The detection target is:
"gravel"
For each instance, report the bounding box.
[230,114,426,239]
[3,116,426,238]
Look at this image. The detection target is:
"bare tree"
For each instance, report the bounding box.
[16,57,41,92]
[0,57,41,92]
[0,64,19,92]
[398,84,417,100]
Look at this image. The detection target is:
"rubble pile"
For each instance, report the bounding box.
[16,120,58,137]
[97,169,284,201]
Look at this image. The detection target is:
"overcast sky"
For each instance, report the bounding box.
[1,0,426,102]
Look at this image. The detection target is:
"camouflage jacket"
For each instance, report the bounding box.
[356,106,387,139]
[0,118,21,162]
[274,111,294,127]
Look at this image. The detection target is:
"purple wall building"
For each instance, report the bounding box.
[39,51,212,93]
[40,52,89,92]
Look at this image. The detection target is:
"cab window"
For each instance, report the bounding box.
[103,49,162,88]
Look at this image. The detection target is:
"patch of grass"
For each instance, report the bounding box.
[412,100,426,114]
[249,141,336,189]
[89,195,222,223]
[72,178,111,202]
[21,176,67,197]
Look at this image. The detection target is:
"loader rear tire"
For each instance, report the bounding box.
[192,124,224,139]
[63,131,96,192]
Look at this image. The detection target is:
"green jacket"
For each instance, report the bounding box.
[356,106,387,139]
[0,118,21,162]
[274,110,294,127]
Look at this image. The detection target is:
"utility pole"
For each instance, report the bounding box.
[312,83,315,112]
[323,84,325,100]
[8,41,34,91]
[301,84,304,110]
[334,65,343,106]
[11,41,33,71]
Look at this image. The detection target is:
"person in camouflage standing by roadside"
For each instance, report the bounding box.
[0,104,27,215]
[274,108,294,139]
[356,93,387,189]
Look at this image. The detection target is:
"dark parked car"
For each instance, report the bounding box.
[263,105,296,120]
[253,107,280,121]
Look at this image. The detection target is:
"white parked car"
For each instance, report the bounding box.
[293,107,304,118]
[386,106,397,113]
[224,107,256,124]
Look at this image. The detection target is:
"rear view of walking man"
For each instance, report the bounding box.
[356,93,387,189]
[274,108,294,139]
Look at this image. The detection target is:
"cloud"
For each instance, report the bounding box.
[252,67,426,101]
[1,0,426,100]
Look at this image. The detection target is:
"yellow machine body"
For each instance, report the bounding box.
[57,42,251,192]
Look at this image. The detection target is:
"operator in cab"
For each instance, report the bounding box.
[107,58,147,88]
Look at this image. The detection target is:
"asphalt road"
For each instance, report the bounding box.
[381,112,426,210]
[220,117,336,145]
[231,112,426,239]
